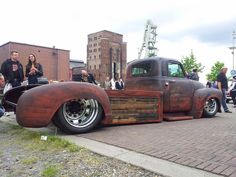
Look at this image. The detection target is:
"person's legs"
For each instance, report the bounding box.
[231,90,236,106]
[221,89,230,112]
[0,107,5,117]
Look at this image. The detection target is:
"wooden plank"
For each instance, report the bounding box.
[106,90,162,124]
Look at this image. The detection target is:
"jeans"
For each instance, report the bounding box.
[221,88,229,111]
[0,106,5,117]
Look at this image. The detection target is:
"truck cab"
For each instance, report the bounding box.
[125,57,220,116]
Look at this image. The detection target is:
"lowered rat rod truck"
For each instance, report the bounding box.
[3,57,222,134]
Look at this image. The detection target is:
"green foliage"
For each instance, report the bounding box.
[21,156,38,165]
[41,165,60,177]
[181,50,205,74]
[47,136,81,152]
[8,124,80,152]
[206,61,224,81]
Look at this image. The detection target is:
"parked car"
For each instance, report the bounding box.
[226,90,232,103]
[3,57,222,134]
[226,80,236,103]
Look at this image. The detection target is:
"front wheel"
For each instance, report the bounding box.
[202,98,219,118]
[53,98,103,134]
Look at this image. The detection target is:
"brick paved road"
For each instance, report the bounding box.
[78,105,236,177]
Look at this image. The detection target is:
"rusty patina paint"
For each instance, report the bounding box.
[125,58,222,118]
[16,82,111,127]
[3,57,223,130]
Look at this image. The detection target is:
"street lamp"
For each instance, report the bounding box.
[229,29,236,70]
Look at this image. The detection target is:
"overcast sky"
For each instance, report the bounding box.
[1,0,236,81]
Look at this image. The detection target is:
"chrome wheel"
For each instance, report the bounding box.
[203,98,218,117]
[62,99,99,128]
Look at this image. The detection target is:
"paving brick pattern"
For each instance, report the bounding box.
[79,107,236,176]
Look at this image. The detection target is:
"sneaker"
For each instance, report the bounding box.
[225,110,232,113]
[4,112,10,116]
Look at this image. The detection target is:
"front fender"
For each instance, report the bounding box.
[16,82,111,127]
[188,88,222,118]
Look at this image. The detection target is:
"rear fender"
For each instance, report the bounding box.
[2,84,41,111]
[188,88,222,118]
[16,82,111,127]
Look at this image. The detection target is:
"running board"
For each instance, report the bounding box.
[164,115,193,121]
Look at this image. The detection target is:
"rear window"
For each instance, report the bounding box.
[131,62,152,77]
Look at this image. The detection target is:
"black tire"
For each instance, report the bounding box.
[202,98,219,118]
[53,98,103,134]
[226,99,230,103]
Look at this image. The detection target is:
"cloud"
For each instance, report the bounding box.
[161,19,236,45]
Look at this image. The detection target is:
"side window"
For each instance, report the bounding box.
[131,62,152,77]
[168,63,185,78]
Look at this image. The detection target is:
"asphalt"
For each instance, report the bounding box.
[1,105,236,177]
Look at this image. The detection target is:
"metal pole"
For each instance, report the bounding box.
[233,30,236,70]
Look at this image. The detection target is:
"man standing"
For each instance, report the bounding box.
[103,76,111,89]
[189,69,199,81]
[1,51,24,89]
[77,69,97,85]
[217,67,232,113]
[0,73,5,117]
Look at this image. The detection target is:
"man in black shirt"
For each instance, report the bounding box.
[217,67,232,113]
[77,70,97,85]
[1,51,24,88]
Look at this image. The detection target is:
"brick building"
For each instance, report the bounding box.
[87,30,127,83]
[0,42,70,81]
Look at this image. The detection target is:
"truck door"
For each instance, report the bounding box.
[164,62,194,112]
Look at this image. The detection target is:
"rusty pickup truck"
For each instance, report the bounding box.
[3,57,222,134]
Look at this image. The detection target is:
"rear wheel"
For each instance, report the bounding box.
[53,98,103,134]
[203,98,219,118]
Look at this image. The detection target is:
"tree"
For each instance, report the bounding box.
[181,50,205,74]
[206,61,224,81]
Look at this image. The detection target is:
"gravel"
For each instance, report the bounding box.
[0,120,165,177]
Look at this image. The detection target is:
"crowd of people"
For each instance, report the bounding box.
[73,69,124,90]
[0,50,44,117]
[1,51,44,92]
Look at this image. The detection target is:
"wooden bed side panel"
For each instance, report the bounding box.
[104,90,163,125]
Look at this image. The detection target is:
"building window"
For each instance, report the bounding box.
[99,64,101,69]
[93,43,97,47]
[94,37,97,40]
[90,56,92,60]
[93,48,97,52]
[94,55,96,59]
[98,48,101,51]
[94,65,96,70]
[99,54,101,59]
[90,65,91,70]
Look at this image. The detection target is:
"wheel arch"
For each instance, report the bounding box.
[188,88,222,118]
[16,82,111,127]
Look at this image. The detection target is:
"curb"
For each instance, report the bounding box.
[61,136,223,177]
